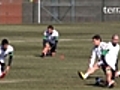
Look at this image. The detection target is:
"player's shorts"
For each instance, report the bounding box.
[115,58,118,71]
[98,55,116,80]
[43,40,58,53]
[0,62,5,72]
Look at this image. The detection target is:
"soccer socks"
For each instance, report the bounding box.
[80,72,89,79]
[84,73,89,79]
[108,80,115,88]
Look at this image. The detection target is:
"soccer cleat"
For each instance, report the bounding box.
[108,84,114,88]
[107,80,115,88]
[78,71,86,80]
[0,72,6,79]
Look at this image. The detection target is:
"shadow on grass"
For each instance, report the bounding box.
[85,83,106,88]
[34,54,40,57]
[87,76,103,79]
[34,54,53,58]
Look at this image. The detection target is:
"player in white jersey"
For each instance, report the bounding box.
[40,25,59,57]
[78,35,107,79]
[0,39,14,78]
[78,34,120,88]
[100,34,120,87]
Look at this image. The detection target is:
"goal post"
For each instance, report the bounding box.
[38,0,41,23]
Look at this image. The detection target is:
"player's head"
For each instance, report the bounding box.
[111,34,119,46]
[47,25,54,34]
[92,34,102,46]
[1,39,9,50]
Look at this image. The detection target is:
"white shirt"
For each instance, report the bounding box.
[0,45,14,63]
[44,29,59,38]
[44,29,59,44]
[105,42,120,70]
[89,42,107,68]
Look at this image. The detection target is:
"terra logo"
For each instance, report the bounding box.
[103,6,120,14]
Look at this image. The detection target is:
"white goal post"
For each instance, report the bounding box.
[38,0,41,23]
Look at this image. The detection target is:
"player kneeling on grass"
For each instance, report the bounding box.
[0,39,14,78]
[40,25,59,57]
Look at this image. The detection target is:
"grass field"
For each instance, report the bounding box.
[0,23,120,90]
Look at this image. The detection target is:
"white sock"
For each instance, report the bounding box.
[108,80,115,86]
[84,73,89,79]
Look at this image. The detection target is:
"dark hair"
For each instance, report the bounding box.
[1,39,9,45]
[92,34,102,41]
[47,25,54,30]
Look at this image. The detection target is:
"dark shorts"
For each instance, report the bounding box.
[0,62,5,72]
[115,59,118,71]
[101,55,115,80]
[43,40,58,53]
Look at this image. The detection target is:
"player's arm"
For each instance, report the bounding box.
[5,52,14,73]
[89,49,96,68]
[8,52,14,66]
[43,35,48,40]
[42,31,50,48]
[43,31,48,40]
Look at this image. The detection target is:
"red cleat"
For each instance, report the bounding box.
[0,72,6,78]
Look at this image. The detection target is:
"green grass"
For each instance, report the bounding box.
[0,23,120,90]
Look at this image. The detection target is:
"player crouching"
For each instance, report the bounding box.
[78,34,120,88]
[40,25,59,57]
[0,39,14,79]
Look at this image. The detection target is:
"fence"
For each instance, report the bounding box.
[0,0,120,24]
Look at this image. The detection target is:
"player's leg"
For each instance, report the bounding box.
[0,62,6,78]
[0,63,2,76]
[105,66,115,88]
[115,59,120,77]
[40,40,51,57]
[78,62,100,79]
[50,42,58,57]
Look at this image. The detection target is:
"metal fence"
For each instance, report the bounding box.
[28,0,120,24]
[0,0,120,24]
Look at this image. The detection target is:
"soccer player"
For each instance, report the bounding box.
[93,34,120,88]
[0,39,14,78]
[78,34,120,88]
[40,25,59,57]
[78,34,107,79]
[101,34,120,87]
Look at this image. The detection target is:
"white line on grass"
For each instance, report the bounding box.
[0,79,40,84]
[11,39,74,43]
[11,38,110,43]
